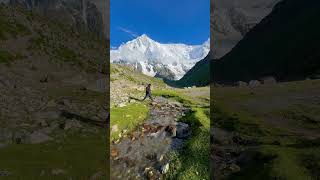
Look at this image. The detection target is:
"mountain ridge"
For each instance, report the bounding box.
[111,34,209,80]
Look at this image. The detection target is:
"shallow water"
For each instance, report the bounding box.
[110,97,190,179]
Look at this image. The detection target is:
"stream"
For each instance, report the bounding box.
[110,97,191,179]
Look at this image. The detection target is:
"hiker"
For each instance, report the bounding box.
[142,84,153,101]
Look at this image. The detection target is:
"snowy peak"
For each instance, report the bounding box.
[111,35,210,80]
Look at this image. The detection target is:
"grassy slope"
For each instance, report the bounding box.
[0,4,108,179]
[212,80,320,179]
[0,133,107,180]
[110,64,166,140]
[153,88,210,180]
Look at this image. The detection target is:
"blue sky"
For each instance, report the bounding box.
[110,0,210,48]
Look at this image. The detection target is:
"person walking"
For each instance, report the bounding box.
[142,84,153,101]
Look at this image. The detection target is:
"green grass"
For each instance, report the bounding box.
[212,80,320,179]
[110,103,149,141]
[0,133,107,179]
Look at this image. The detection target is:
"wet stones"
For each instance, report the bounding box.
[176,122,191,139]
[111,148,119,159]
[161,163,169,174]
[165,125,176,137]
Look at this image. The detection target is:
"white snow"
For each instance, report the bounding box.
[110,34,210,80]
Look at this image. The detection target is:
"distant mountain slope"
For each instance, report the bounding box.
[213,0,320,83]
[172,53,212,87]
[111,34,209,80]
[212,0,280,58]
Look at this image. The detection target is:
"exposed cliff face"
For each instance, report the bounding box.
[4,0,106,39]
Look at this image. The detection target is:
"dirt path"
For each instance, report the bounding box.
[110,97,191,179]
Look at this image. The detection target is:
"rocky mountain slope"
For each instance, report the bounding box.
[213,0,320,84]
[175,0,280,87]
[212,0,280,58]
[111,34,209,80]
[0,4,108,178]
[1,0,107,39]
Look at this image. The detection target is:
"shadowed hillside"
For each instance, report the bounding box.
[213,0,320,84]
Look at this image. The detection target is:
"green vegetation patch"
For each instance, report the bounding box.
[110,103,149,141]
[0,134,107,179]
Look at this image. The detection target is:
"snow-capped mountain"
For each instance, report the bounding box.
[111,34,210,80]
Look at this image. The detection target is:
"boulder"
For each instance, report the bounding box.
[161,163,170,174]
[51,169,66,175]
[260,76,277,84]
[236,81,248,87]
[176,122,190,139]
[111,125,119,132]
[248,80,261,87]
[29,131,52,144]
[118,103,126,108]
[64,120,82,130]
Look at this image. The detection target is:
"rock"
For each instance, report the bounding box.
[228,163,240,173]
[90,171,104,180]
[46,100,57,107]
[165,125,176,137]
[249,80,261,87]
[111,125,119,132]
[111,148,119,158]
[38,119,48,127]
[51,169,66,175]
[129,99,136,103]
[158,154,165,162]
[260,76,277,84]
[176,122,190,139]
[40,75,48,83]
[0,170,11,176]
[118,103,126,108]
[13,130,30,144]
[0,143,7,149]
[29,132,52,144]
[161,163,170,174]
[236,81,248,87]
[64,120,82,130]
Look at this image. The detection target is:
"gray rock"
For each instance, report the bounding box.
[0,170,11,176]
[51,169,66,175]
[111,125,119,132]
[29,131,52,144]
[176,122,190,139]
[64,120,82,130]
[236,81,248,87]
[161,163,170,174]
[260,76,277,84]
[249,80,261,87]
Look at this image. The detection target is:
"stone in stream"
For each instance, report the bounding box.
[111,148,119,158]
[165,125,176,137]
[161,163,170,174]
[176,122,191,139]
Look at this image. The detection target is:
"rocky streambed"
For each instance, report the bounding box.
[110,97,192,179]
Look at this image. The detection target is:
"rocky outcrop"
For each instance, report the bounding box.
[6,0,105,39]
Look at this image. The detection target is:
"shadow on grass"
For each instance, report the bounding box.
[129,96,143,102]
